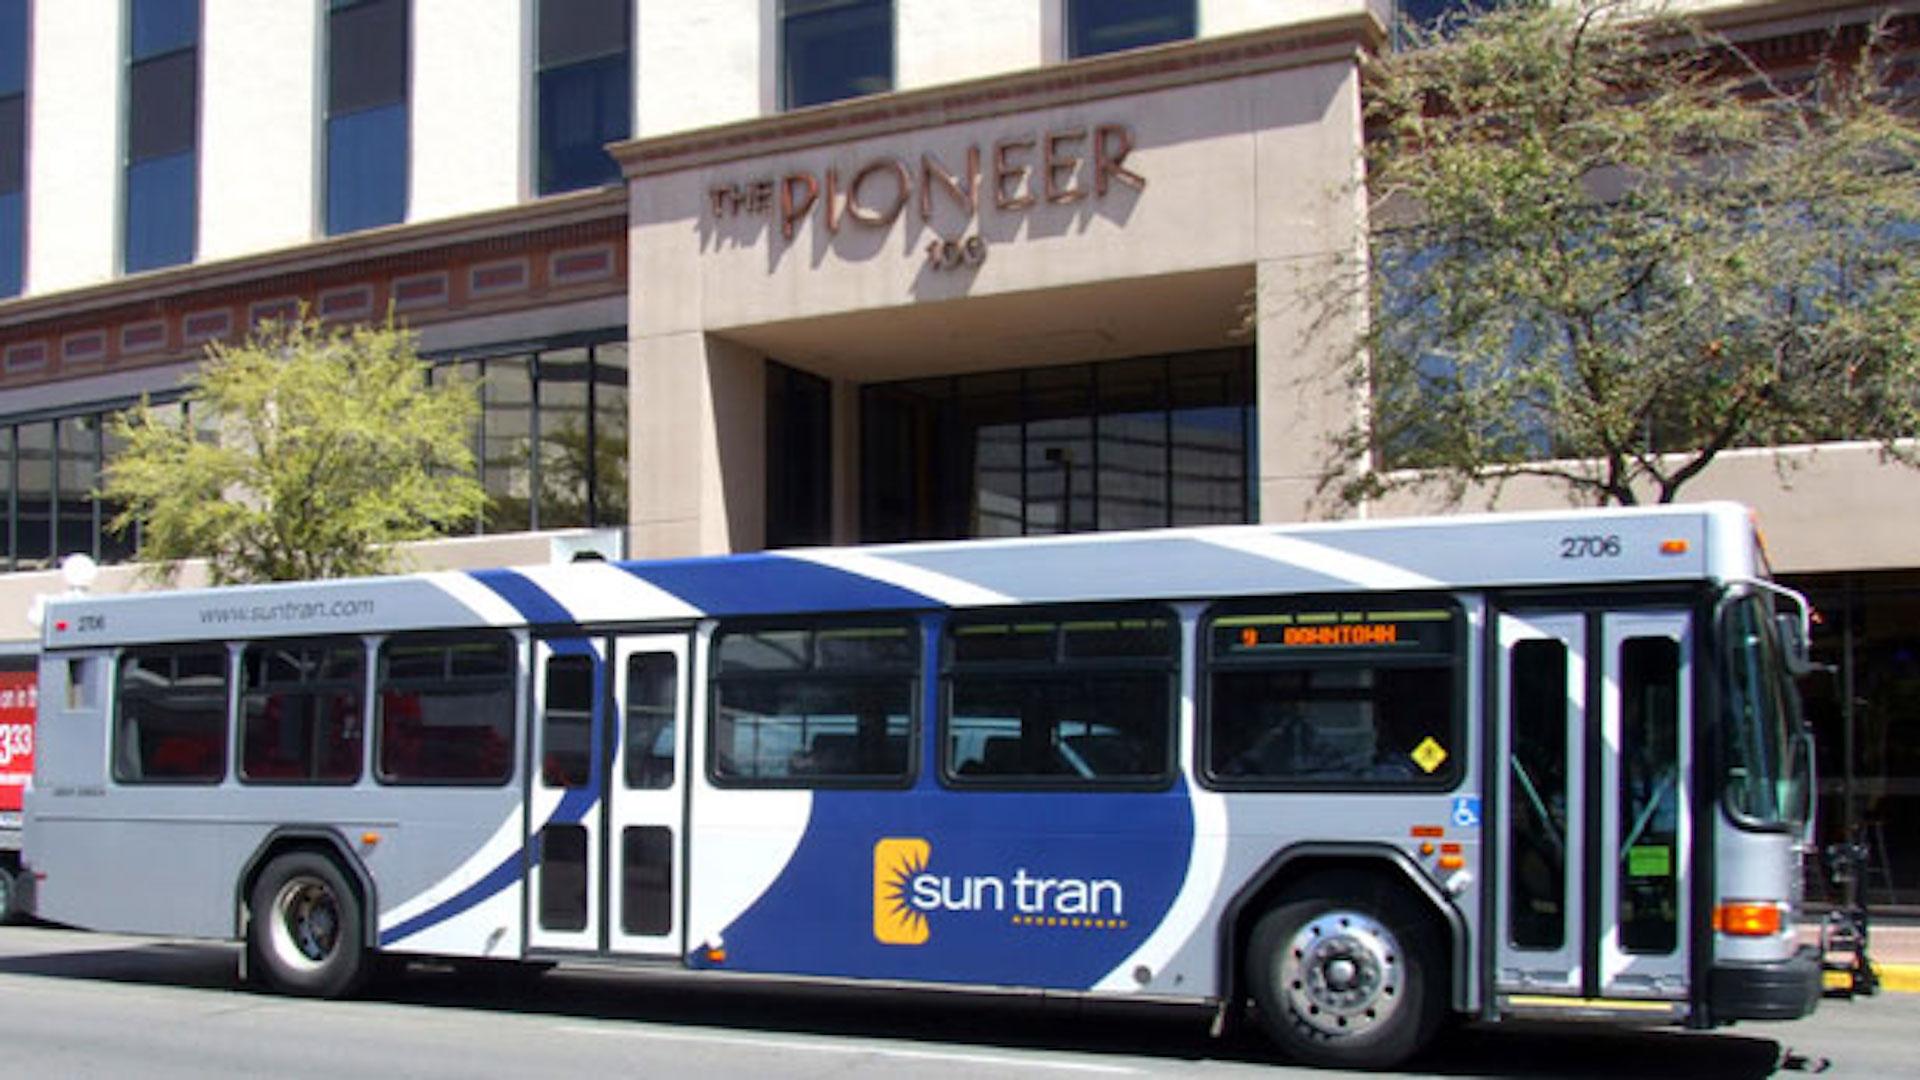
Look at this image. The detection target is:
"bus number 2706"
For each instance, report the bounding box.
[1560,534,1622,559]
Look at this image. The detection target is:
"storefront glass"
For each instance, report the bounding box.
[859,349,1253,543]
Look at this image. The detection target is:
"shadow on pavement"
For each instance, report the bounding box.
[0,925,1793,1077]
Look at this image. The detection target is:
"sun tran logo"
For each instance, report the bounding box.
[872,836,1129,947]
[874,837,933,945]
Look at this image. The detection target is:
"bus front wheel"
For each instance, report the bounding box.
[1246,878,1444,1070]
[248,852,369,998]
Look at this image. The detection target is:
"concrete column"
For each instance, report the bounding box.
[630,331,765,558]
[1251,57,1370,524]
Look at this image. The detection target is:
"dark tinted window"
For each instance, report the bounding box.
[710,619,916,785]
[116,646,229,783]
[0,0,22,298]
[1206,601,1462,788]
[1618,636,1681,954]
[944,608,1176,786]
[125,154,196,273]
[624,651,677,790]
[240,639,364,784]
[782,0,891,109]
[327,0,407,233]
[329,0,408,114]
[124,0,198,272]
[1066,0,1194,58]
[131,0,197,59]
[0,0,25,97]
[377,633,516,784]
[541,652,594,788]
[1508,638,1569,950]
[535,0,629,194]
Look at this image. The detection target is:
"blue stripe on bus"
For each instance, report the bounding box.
[383,574,609,948]
[625,553,937,616]
[379,784,602,948]
[472,568,577,625]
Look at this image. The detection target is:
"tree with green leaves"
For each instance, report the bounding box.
[1327,0,1920,507]
[103,316,488,584]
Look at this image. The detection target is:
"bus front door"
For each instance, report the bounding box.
[1494,609,1694,1009]
[528,633,689,959]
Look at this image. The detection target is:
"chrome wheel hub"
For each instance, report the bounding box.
[273,879,339,970]
[1279,910,1404,1038]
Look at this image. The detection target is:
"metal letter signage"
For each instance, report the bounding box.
[710,123,1145,262]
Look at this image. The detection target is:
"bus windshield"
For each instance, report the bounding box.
[1719,591,1810,829]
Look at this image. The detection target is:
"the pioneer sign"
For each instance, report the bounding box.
[708,124,1146,242]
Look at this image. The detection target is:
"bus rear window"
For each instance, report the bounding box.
[376,633,516,785]
[115,646,230,784]
[1204,601,1462,789]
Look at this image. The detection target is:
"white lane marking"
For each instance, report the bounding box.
[555,1025,1139,1074]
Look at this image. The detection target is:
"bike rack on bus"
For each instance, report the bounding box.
[1821,834,1879,998]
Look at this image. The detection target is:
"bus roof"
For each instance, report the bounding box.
[39,501,1767,650]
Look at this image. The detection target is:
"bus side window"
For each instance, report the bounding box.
[375,632,516,785]
[1204,600,1462,789]
[943,606,1176,787]
[114,645,231,785]
[239,638,364,785]
[708,619,917,787]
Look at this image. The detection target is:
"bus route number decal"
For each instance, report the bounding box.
[1559,534,1622,559]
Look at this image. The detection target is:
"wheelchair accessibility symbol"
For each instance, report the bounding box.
[1451,796,1481,829]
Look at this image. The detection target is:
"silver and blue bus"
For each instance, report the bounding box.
[22,502,1821,1068]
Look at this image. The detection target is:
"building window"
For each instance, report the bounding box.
[860,349,1253,542]
[1394,0,1473,44]
[0,395,191,571]
[1065,0,1194,59]
[124,0,198,273]
[766,361,831,549]
[535,0,630,195]
[431,331,628,536]
[0,0,27,298]
[0,332,627,572]
[326,0,408,235]
[781,0,891,110]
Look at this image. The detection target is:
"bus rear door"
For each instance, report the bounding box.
[527,632,689,959]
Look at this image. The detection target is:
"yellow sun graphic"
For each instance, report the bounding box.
[873,837,932,945]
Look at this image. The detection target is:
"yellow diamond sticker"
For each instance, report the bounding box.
[1411,736,1448,774]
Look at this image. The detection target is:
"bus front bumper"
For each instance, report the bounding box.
[1709,946,1822,1022]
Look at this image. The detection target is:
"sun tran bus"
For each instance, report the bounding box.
[21,502,1822,1068]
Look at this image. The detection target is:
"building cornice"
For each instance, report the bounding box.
[611,15,1385,179]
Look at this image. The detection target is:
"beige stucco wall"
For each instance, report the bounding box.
[624,32,1372,557]
[1368,443,1920,576]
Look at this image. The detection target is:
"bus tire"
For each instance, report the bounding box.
[248,852,369,999]
[0,865,18,925]
[1245,877,1444,1070]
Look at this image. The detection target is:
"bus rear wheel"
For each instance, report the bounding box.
[248,852,369,998]
[1246,878,1443,1070]
[0,864,19,925]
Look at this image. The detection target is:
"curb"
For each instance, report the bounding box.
[1826,964,1920,994]
[1878,964,1920,994]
